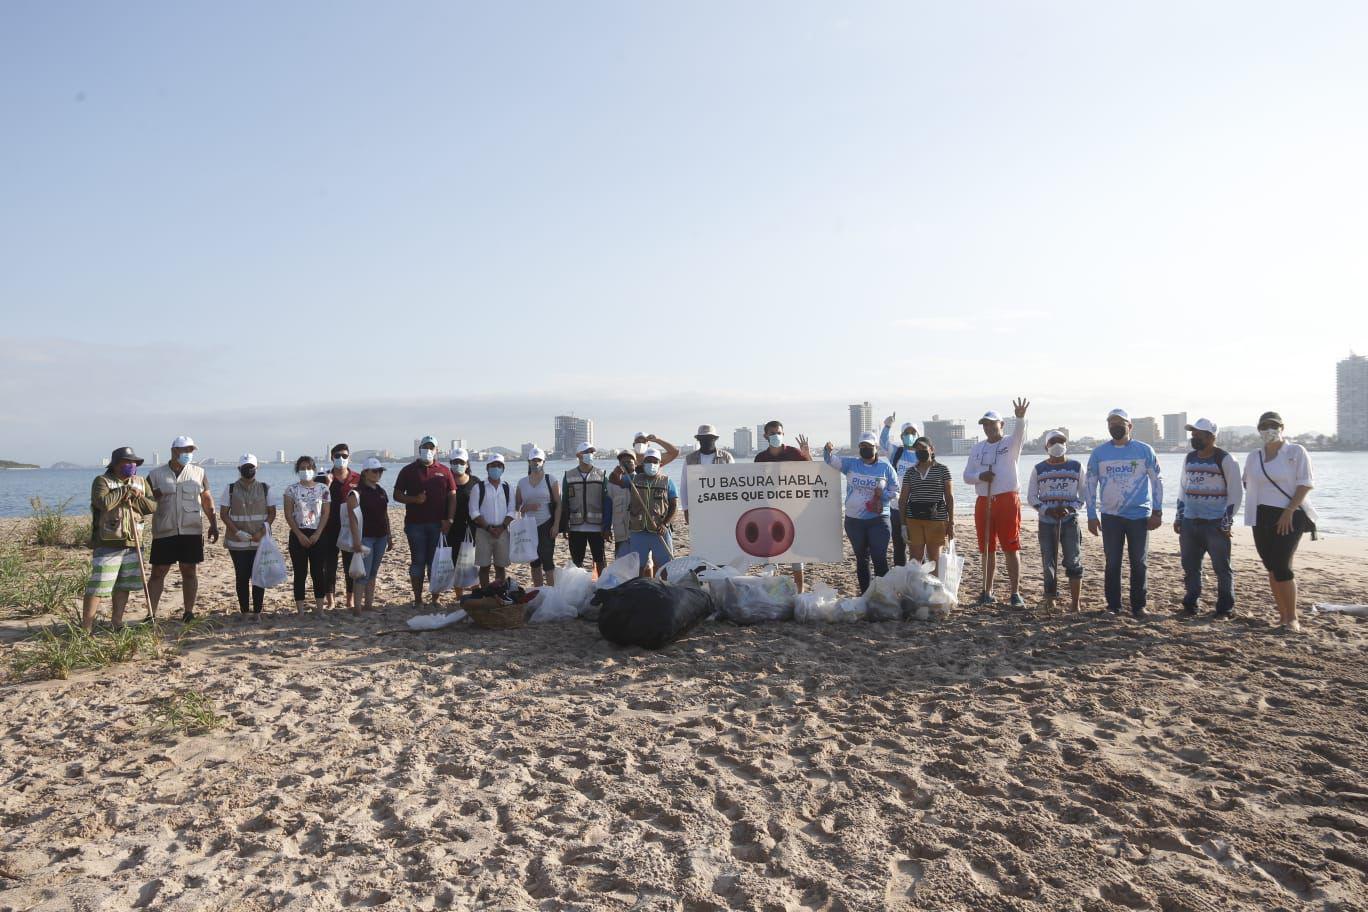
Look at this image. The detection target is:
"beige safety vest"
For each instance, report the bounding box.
[149,463,208,539]
[226,480,270,550]
[562,467,606,528]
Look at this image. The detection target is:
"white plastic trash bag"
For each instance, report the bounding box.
[658,555,713,585]
[835,596,868,622]
[865,575,903,621]
[348,545,371,580]
[251,532,288,589]
[455,530,477,569]
[720,574,796,624]
[336,495,364,553]
[530,587,578,623]
[454,562,479,589]
[937,540,965,604]
[698,564,743,602]
[596,552,639,590]
[509,514,540,564]
[407,609,468,631]
[794,584,841,623]
[429,546,456,595]
[546,564,597,618]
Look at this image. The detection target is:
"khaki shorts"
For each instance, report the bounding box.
[475,527,510,568]
[904,518,948,551]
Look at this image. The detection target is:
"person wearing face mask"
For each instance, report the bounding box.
[681,424,734,525]
[320,442,362,611]
[879,414,922,567]
[219,453,280,618]
[284,455,332,615]
[147,436,219,622]
[1173,419,1242,620]
[630,432,680,469]
[82,447,157,632]
[1243,411,1317,633]
[516,448,561,588]
[1027,431,1085,612]
[896,437,954,569]
[963,399,1030,608]
[469,454,516,587]
[1085,409,1164,618]
[608,449,641,559]
[394,436,457,607]
[824,432,900,594]
[555,443,613,575]
[754,419,812,592]
[625,447,678,577]
[445,449,480,598]
[356,457,391,613]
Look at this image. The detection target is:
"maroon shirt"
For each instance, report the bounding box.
[754,446,808,463]
[393,461,456,526]
[324,469,362,535]
[355,483,391,537]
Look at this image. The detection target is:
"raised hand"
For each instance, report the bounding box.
[1013,398,1030,418]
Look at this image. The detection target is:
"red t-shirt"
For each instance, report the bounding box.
[393,462,456,525]
[324,469,362,534]
[754,446,807,463]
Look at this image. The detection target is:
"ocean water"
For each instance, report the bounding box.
[3,451,1366,536]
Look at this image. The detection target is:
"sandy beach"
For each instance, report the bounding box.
[2,509,1367,911]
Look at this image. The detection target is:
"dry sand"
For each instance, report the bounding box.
[2,510,1367,912]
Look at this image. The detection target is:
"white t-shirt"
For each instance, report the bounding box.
[284,482,331,530]
[679,452,719,506]
[516,474,557,523]
[963,418,1027,497]
[1243,443,1316,525]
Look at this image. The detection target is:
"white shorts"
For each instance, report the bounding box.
[475,527,510,568]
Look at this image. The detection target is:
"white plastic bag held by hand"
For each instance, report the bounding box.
[456,530,477,569]
[509,515,539,564]
[937,539,964,604]
[596,553,639,590]
[348,545,371,580]
[429,546,456,595]
[251,532,288,588]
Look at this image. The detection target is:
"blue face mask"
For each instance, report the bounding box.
[176,452,191,466]
[767,434,783,449]
[488,467,504,481]
[643,462,659,476]
[902,434,915,447]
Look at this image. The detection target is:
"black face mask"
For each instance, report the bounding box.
[239,466,256,479]
[1190,436,1204,450]
[1108,425,1128,441]
[859,446,876,460]
[915,449,930,463]
[698,439,716,454]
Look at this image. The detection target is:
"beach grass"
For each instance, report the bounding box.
[147,690,225,735]
[28,496,87,548]
[0,544,87,620]
[8,620,167,681]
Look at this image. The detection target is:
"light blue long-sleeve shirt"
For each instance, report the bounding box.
[1085,440,1163,521]
[878,425,922,485]
[825,451,900,519]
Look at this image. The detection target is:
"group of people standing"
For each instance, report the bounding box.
[80,407,1318,634]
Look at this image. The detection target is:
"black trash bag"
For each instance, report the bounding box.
[593,578,714,650]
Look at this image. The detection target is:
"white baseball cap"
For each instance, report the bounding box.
[171,435,196,449]
[978,411,1002,424]
[858,431,878,445]
[362,457,385,472]
[238,453,258,467]
[1043,429,1068,444]
[900,422,919,434]
[528,447,546,462]
[642,446,662,461]
[634,430,649,441]
[1107,408,1131,422]
[576,442,596,456]
[1186,418,1218,435]
[487,453,506,466]
[449,447,469,463]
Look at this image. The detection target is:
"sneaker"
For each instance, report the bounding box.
[1179,605,1198,618]
[974,592,996,607]
[1131,607,1148,619]
[1008,593,1026,609]
[1105,605,1122,615]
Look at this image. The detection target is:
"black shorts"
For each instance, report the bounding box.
[150,534,205,566]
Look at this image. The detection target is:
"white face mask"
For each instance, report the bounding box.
[451,461,467,474]
[767,434,783,449]
[297,469,314,482]
[1047,443,1067,458]
[333,456,349,469]
[579,453,593,465]
[1260,427,1282,443]
[418,449,434,465]
[633,442,647,455]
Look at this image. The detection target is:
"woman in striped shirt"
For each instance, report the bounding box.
[896,437,955,568]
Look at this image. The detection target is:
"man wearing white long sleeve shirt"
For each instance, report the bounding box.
[962,398,1030,607]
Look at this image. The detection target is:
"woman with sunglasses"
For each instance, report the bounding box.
[1243,411,1317,633]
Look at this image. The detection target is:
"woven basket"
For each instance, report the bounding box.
[462,597,527,630]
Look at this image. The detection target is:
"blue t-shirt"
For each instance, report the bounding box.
[826,453,900,519]
[1085,440,1163,521]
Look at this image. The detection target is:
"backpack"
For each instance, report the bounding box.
[477,480,512,509]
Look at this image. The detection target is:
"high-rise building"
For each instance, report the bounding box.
[520,442,537,459]
[757,425,768,449]
[413,439,423,458]
[924,415,966,456]
[733,427,754,458]
[151,451,160,466]
[274,450,286,464]
[849,401,873,450]
[1132,417,1159,446]
[1163,413,1188,446]
[553,416,593,458]
[1338,353,1368,447]
[1002,417,1019,439]
[450,438,467,455]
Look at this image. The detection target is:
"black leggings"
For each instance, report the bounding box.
[228,549,265,613]
[529,519,557,570]
[568,531,607,573]
[288,530,329,600]
[1252,505,1303,582]
[319,537,354,596]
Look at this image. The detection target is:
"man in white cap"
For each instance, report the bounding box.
[681,424,733,524]
[219,453,280,617]
[1085,408,1164,618]
[1174,418,1242,619]
[555,442,613,575]
[625,446,678,577]
[469,453,516,587]
[1026,430,1085,611]
[879,413,922,567]
[516,447,560,588]
[963,398,1030,608]
[82,446,156,632]
[393,435,456,606]
[147,436,219,621]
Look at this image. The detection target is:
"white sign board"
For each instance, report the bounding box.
[685,463,843,564]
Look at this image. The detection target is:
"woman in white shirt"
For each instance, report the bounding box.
[284,455,332,615]
[1243,411,1316,633]
[516,448,560,588]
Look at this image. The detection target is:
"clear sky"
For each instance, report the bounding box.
[3,1,1366,463]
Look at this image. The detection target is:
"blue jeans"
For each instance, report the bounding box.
[1037,515,1083,596]
[361,535,389,585]
[1101,515,1149,611]
[844,515,891,593]
[1180,519,1234,612]
[404,522,442,581]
